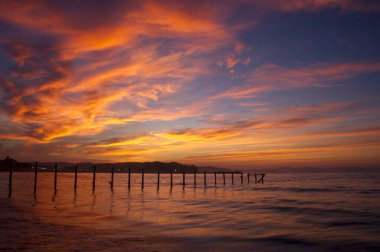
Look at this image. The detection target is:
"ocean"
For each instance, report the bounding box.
[1,172,379,251]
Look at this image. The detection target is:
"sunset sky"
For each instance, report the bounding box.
[0,0,379,168]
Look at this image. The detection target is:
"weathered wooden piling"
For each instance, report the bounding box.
[170,170,173,188]
[141,168,144,190]
[128,167,131,189]
[182,171,186,188]
[157,169,160,189]
[8,157,12,195]
[92,166,96,191]
[193,171,197,187]
[13,162,266,194]
[34,161,38,194]
[258,173,265,184]
[54,164,58,192]
[110,167,114,189]
[74,165,78,189]
[204,171,207,187]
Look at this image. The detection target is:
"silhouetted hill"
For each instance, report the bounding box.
[0,158,234,173]
[197,165,241,173]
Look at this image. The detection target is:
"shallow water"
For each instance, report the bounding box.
[1,172,380,251]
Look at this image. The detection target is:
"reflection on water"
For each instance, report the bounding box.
[1,172,380,251]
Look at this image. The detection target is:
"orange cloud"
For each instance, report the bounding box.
[0,0,240,144]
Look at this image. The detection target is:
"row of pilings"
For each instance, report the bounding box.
[4,157,265,196]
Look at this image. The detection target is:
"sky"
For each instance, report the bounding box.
[0,0,380,169]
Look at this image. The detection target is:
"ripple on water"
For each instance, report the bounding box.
[1,172,380,251]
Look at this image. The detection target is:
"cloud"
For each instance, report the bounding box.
[0,0,241,143]
[250,62,380,87]
[1,1,379,167]
[213,61,380,100]
[243,0,380,13]
[181,140,380,167]
[276,0,380,13]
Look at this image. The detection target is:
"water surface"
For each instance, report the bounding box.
[1,172,379,251]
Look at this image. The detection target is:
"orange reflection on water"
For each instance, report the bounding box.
[1,172,380,251]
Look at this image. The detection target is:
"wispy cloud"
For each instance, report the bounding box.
[0,0,239,143]
[213,62,380,100]
[243,0,380,13]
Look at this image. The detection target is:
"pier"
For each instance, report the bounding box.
[3,158,266,195]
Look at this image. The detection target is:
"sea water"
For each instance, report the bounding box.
[0,172,379,251]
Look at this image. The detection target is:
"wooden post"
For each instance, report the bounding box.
[214,172,217,186]
[110,167,114,189]
[141,168,144,190]
[34,161,38,194]
[204,171,206,188]
[157,169,160,189]
[258,173,265,184]
[231,172,234,185]
[128,167,131,189]
[92,166,96,191]
[74,165,78,190]
[54,164,58,192]
[240,172,243,184]
[255,173,257,183]
[223,172,226,185]
[194,171,196,187]
[8,157,12,196]
[247,173,250,183]
[170,170,173,188]
[182,170,185,189]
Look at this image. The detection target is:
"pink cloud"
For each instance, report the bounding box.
[213,61,380,101]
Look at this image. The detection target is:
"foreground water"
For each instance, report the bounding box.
[1,172,379,251]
